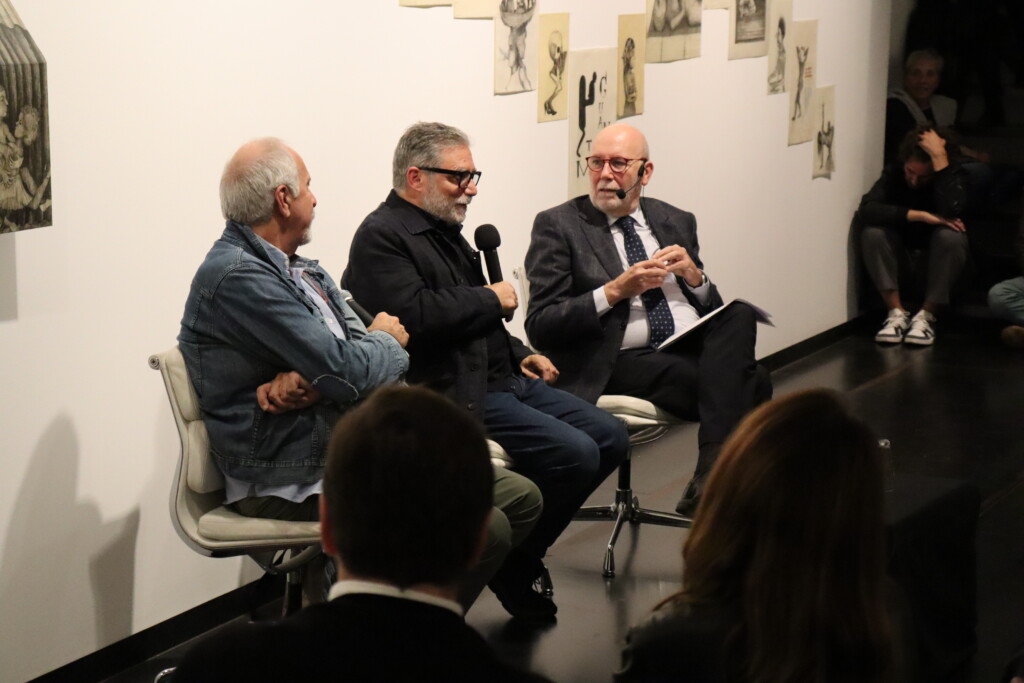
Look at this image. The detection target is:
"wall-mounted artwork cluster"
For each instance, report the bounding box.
[399,0,837,194]
[0,0,50,235]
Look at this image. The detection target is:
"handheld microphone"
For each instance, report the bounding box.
[343,295,375,327]
[614,163,646,200]
[474,223,513,322]
[474,223,503,283]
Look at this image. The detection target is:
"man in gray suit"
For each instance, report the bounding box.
[525,123,771,515]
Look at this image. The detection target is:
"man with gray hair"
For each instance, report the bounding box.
[178,138,542,610]
[344,122,628,621]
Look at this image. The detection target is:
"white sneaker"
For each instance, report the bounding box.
[904,310,936,346]
[875,309,910,344]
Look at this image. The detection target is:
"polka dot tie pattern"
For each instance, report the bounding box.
[616,216,675,347]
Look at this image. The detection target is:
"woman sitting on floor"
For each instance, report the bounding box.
[615,389,901,683]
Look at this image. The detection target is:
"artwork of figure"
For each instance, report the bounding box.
[538,13,569,122]
[812,85,836,179]
[493,0,537,95]
[767,18,786,93]
[728,0,766,59]
[567,48,617,198]
[786,20,817,146]
[646,0,702,63]
[453,0,497,18]
[704,0,729,9]
[766,0,791,94]
[791,46,809,120]
[0,1,51,235]
[617,13,646,119]
[622,39,638,118]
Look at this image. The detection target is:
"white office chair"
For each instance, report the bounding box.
[149,346,321,616]
[575,395,691,577]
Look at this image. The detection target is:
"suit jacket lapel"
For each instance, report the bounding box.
[576,198,624,279]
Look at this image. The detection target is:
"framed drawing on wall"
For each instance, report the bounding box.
[0,0,50,235]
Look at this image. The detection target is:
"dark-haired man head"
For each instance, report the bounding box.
[174,386,551,683]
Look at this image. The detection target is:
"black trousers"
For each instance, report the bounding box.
[604,301,772,474]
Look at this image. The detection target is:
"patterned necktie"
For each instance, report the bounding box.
[617,215,675,347]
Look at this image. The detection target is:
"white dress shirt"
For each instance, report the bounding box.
[592,207,711,349]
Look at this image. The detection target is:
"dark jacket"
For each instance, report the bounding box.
[525,196,723,403]
[173,593,550,682]
[343,191,532,418]
[857,161,969,230]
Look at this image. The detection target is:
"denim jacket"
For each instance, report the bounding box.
[178,221,408,485]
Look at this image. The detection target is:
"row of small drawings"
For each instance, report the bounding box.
[400,0,836,194]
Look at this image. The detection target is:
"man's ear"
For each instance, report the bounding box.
[274,184,292,218]
[406,167,425,193]
[319,495,337,556]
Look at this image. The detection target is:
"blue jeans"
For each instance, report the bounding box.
[988,276,1024,326]
[483,377,628,559]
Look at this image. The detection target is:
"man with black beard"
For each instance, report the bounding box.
[343,122,628,622]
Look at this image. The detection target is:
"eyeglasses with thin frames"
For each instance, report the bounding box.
[584,157,646,173]
[419,167,483,189]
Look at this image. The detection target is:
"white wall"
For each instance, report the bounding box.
[0,1,890,679]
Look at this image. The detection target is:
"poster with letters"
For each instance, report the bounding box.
[567,49,617,199]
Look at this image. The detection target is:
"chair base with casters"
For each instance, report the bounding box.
[149,347,322,618]
[574,394,692,577]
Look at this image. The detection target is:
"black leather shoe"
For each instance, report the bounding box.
[488,553,557,622]
[675,473,707,516]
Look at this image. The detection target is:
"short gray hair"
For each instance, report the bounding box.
[220,137,300,226]
[392,122,470,191]
[905,49,944,74]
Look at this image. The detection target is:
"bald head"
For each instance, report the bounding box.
[220,137,301,227]
[587,123,653,218]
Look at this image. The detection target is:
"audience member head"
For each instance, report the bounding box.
[903,49,944,106]
[897,123,955,188]
[670,389,892,682]
[586,123,653,218]
[320,385,494,592]
[392,121,479,225]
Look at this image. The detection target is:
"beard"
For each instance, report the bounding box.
[422,183,471,225]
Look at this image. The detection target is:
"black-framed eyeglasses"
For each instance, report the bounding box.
[585,157,646,173]
[419,167,483,189]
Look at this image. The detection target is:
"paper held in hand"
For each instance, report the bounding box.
[656,299,773,351]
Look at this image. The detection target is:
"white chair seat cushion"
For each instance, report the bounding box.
[597,394,682,427]
[198,506,320,542]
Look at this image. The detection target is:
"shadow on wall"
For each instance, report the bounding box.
[0,415,140,682]
[0,235,16,320]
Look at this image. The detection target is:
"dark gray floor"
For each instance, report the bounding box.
[104,327,1024,683]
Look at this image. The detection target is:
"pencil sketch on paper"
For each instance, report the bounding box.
[538,13,569,122]
[703,0,729,9]
[567,49,617,199]
[728,0,766,59]
[766,0,791,94]
[787,20,817,146]
[0,0,51,235]
[646,0,702,63]
[494,0,537,95]
[813,85,836,179]
[618,14,646,119]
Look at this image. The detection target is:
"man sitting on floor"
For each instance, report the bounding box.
[173,385,551,682]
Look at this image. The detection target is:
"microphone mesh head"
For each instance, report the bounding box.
[474,223,501,250]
